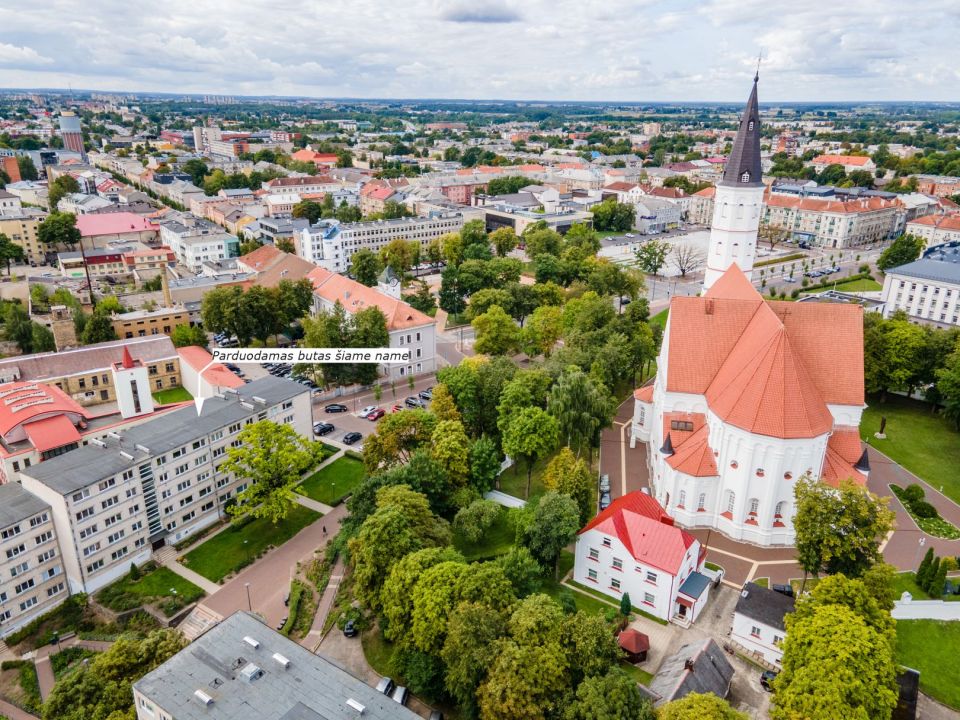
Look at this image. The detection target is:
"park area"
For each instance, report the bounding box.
[861,394,960,505]
[296,455,365,505]
[896,619,960,710]
[96,564,205,616]
[180,505,321,582]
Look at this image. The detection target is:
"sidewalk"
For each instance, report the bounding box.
[158,553,220,595]
[34,637,113,701]
[0,698,37,720]
[302,557,345,652]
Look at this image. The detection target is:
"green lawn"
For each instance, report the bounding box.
[861,394,960,505]
[362,628,396,677]
[152,386,193,404]
[650,308,669,330]
[181,505,321,582]
[828,277,882,292]
[453,507,518,561]
[892,571,960,602]
[296,456,365,505]
[97,566,204,616]
[896,619,960,709]
[619,660,654,686]
[498,451,598,502]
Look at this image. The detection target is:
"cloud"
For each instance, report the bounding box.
[440,1,521,23]
[0,42,53,67]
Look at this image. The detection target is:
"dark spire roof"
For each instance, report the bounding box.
[854,448,871,474]
[720,74,763,188]
[660,433,675,457]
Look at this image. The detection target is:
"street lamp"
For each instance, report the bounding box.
[244,582,252,612]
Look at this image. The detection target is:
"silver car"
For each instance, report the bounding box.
[599,474,611,493]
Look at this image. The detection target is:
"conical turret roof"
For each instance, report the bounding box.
[721,74,763,188]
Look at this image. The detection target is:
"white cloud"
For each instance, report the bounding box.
[0,42,53,67]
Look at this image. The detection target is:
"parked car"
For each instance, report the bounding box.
[625,233,636,238]
[392,404,404,413]
[599,491,612,510]
[343,432,362,445]
[429,712,445,720]
[760,670,778,692]
[313,422,335,436]
[772,583,794,598]
[276,616,287,631]
[376,677,395,696]
[343,620,358,638]
[599,474,611,493]
[283,592,290,606]
[359,405,378,418]
[325,403,348,413]
[390,685,410,706]
[784,276,797,283]
[367,408,385,421]
[405,396,425,408]
[419,387,434,400]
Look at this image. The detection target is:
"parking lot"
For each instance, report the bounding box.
[314,392,433,449]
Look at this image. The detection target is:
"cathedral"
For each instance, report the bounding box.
[630,76,868,546]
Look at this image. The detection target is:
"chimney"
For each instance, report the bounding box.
[705,299,715,315]
[684,658,695,672]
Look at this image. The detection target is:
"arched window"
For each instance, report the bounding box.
[747,121,754,131]
[697,493,706,511]
[725,491,736,514]
[740,171,751,183]
[748,498,759,516]
[678,490,686,508]
[774,501,785,518]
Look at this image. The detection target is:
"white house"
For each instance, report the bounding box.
[881,243,960,327]
[731,582,795,666]
[573,492,712,625]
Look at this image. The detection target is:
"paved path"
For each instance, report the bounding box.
[33,638,113,701]
[302,557,344,651]
[296,495,334,514]
[201,503,348,632]
[0,698,38,720]
[892,599,960,620]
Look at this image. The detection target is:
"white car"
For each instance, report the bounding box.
[625,233,636,238]
[359,406,377,418]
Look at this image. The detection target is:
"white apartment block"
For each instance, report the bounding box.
[906,214,960,247]
[881,245,960,327]
[297,212,465,273]
[159,215,237,272]
[19,377,313,594]
[0,484,68,638]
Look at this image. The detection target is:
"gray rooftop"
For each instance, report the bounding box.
[888,243,960,284]
[20,376,307,495]
[648,637,734,705]
[134,612,420,720]
[678,571,711,600]
[734,582,795,632]
[0,483,50,530]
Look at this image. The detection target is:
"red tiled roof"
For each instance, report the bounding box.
[634,385,654,402]
[694,187,716,198]
[23,414,81,452]
[666,424,719,477]
[908,214,960,231]
[76,213,158,237]
[307,267,435,331]
[604,182,638,192]
[812,154,871,166]
[176,346,244,389]
[579,492,696,575]
[618,629,650,654]
[238,243,283,271]
[765,193,897,215]
[820,427,867,487]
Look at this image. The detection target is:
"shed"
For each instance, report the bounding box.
[618,628,650,664]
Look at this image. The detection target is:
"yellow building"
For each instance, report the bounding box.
[0,211,47,264]
[111,307,192,339]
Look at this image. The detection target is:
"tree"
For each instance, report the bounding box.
[864,314,928,401]
[473,304,521,356]
[461,219,489,249]
[524,492,581,578]
[564,223,601,255]
[349,485,451,609]
[81,310,119,345]
[671,242,706,277]
[793,475,895,584]
[351,306,389,385]
[548,367,614,463]
[4,304,37,353]
[380,238,419,281]
[562,610,621,682]
[182,158,208,186]
[38,212,81,250]
[439,266,466,315]
[453,498,502,543]
[592,199,635,231]
[17,155,38,181]
[502,407,559,498]
[524,227,564,258]
[0,233,25,274]
[521,305,563,358]
[588,262,641,313]
[543,448,594,525]
[362,408,437,473]
[477,640,569,720]
[31,322,55,352]
[490,226,518,257]
[431,419,471,486]
[405,281,436,314]
[658,693,748,720]
[468,288,513,320]
[497,545,543,597]
[926,556,948,597]
[409,560,470,654]
[442,602,507,718]
[429,383,461,422]
[877,233,923,272]
[564,669,654,720]
[441,232,465,267]
[916,547,935,588]
[349,248,382,286]
[381,546,464,642]
[634,239,670,276]
[468,435,500,494]
[438,356,517,440]
[292,199,324,224]
[486,176,529,195]
[221,420,324,524]
[48,175,80,211]
[169,323,208,348]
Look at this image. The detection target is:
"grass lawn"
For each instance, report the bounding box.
[51,647,99,680]
[861,394,960,505]
[181,505,321,582]
[892,572,960,602]
[499,451,599,502]
[152,386,193,404]
[650,308,669,330]
[753,577,769,588]
[619,660,654,686]
[826,277,882,292]
[453,507,518,561]
[361,628,396,677]
[97,566,204,616]
[896,619,960,709]
[296,456,365,505]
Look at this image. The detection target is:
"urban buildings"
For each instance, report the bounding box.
[158,214,238,272]
[731,581,795,666]
[913,174,960,198]
[906,214,960,247]
[762,193,900,249]
[111,307,193,339]
[881,242,960,327]
[810,154,876,173]
[76,213,161,248]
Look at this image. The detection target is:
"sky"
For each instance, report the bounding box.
[0,0,958,102]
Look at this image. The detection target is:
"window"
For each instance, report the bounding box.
[75,507,95,521]
[10,561,29,577]
[610,578,621,591]
[748,498,759,516]
[47,583,65,598]
[34,530,52,545]
[130,520,143,532]
[697,493,706,511]
[87,559,104,573]
[612,558,623,571]
[19,596,38,611]
[1,525,21,540]
[588,548,599,561]
[82,542,101,557]
[670,420,694,432]
[725,491,736,514]
[176,480,192,493]
[111,546,129,561]
[774,501,785,519]
[107,530,125,544]
[587,568,598,582]
[98,478,116,492]
[29,513,48,528]
[677,490,686,508]
[646,571,658,584]
[79,525,98,540]
[101,496,119,510]
[37,549,56,563]
[6,543,26,559]
[14,578,35,594]
[643,592,655,605]
[750,625,761,638]
[602,537,612,548]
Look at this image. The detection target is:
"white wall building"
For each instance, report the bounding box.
[731,582,795,666]
[881,243,960,326]
[159,214,237,272]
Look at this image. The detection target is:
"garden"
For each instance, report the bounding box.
[296,455,366,505]
[151,386,193,404]
[96,563,205,617]
[890,483,960,539]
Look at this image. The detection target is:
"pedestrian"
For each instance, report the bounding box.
[322,525,327,536]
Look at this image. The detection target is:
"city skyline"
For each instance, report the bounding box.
[0,0,958,102]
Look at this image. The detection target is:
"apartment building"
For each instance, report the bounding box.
[906,214,960,247]
[112,307,192,339]
[158,214,238,272]
[0,210,47,264]
[762,193,899,248]
[19,376,312,593]
[913,174,960,198]
[0,189,22,216]
[76,213,161,248]
[881,243,960,327]
[0,483,68,638]
[262,175,342,196]
[297,212,465,273]
[0,336,182,409]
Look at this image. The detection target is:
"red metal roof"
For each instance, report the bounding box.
[23,415,81,452]
[579,492,696,575]
[0,382,89,437]
[176,347,244,389]
[75,212,158,237]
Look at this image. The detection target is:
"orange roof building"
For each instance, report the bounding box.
[632,264,867,548]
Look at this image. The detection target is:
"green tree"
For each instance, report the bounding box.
[453,498,502,543]
[634,239,670,276]
[524,228,564,258]
[502,406,559,498]
[48,175,80,211]
[477,639,568,720]
[916,547,935,587]
[486,176,529,195]
[543,447,594,525]
[658,693,747,720]
[864,314,928,400]
[564,223,601,255]
[380,238,419,280]
[17,155,38,181]
[351,305,389,385]
[442,602,508,718]
[349,248,382,286]
[438,355,517,439]
[473,304,521,356]
[221,420,324,523]
[428,417,470,485]
[38,211,81,250]
[468,288,514,320]
[521,305,563,358]
[592,199,635,231]
[549,366,614,463]
[169,323,208,348]
[0,232,26,274]
[441,231,465,267]
[405,281,436,314]
[362,408,437,474]
[490,226,518,257]
[181,158,208,186]
[292,199,323,223]
[439,266,466,315]
[4,304,36,353]
[926,556,948,597]
[562,610,621,683]
[381,546,464,643]
[468,435,501,494]
[410,560,470,654]
[564,669,654,720]
[31,322,55,352]
[81,310,119,345]
[877,233,923,272]
[497,545,543,597]
[935,346,960,428]
[523,492,581,578]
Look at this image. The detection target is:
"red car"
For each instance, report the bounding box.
[391,404,403,413]
[367,408,385,421]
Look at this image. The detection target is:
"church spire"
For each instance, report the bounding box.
[721,74,762,187]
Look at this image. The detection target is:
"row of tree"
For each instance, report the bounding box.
[200,279,313,345]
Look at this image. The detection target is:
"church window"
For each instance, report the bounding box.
[730,461,738,469]
[756,468,765,477]
[783,472,792,480]
[677,491,686,508]
[670,420,694,432]
[725,491,736,514]
[740,171,751,182]
[748,498,759,516]
[774,501,785,519]
[747,121,754,131]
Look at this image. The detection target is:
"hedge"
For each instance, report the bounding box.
[280,580,306,637]
[1,660,41,712]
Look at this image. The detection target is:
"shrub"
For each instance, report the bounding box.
[281,580,306,636]
[859,263,870,273]
[1,660,41,712]
[911,500,939,519]
[128,562,141,581]
[902,484,926,504]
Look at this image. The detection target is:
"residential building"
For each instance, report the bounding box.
[133,611,420,720]
[573,492,710,625]
[307,267,437,380]
[192,126,223,153]
[881,242,960,326]
[19,376,312,593]
[0,336,183,410]
[810,154,876,173]
[0,155,20,184]
[112,307,193,339]
[906,214,960,246]
[76,213,160,248]
[762,193,900,249]
[0,189,22,216]
[647,638,734,706]
[158,215,238,272]
[0,483,68,638]
[262,176,341,196]
[635,196,682,234]
[176,346,244,399]
[912,174,960,198]
[359,181,399,215]
[57,193,113,215]
[264,194,300,216]
[290,149,339,169]
[57,243,175,279]
[731,582,794,666]
[0,210,47,264]
[235,244,316,286]
[298,213,465,273]
[59,112,84,155]
[688,187,715,225]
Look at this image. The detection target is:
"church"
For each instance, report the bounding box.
[630,75,868,547]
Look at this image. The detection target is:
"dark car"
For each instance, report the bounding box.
[760,670,778,692]
[418,387,434,400]
[313,422,335,436]
[325,403,348,413]
[343,619,358,638]
[367,408,385,421]
[599,491,612,510]
[429,713,444,720]
[277,616,287,631]
[343,432,362,445]
[772,583,794,598]
[375,677,394,695]
[405,396,425,408]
